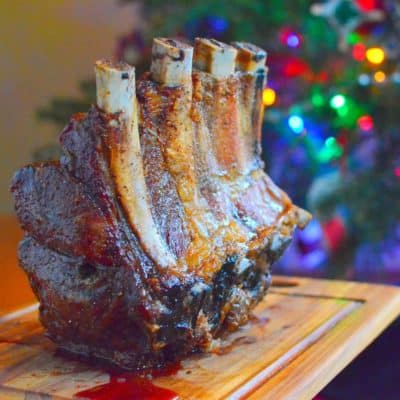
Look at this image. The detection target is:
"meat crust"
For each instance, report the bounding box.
[11,38,310,370]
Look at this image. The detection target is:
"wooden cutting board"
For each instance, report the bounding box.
[0,276,399,400]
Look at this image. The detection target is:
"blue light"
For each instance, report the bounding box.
[287,34,300,48]
[392,72,400,84]
[288,115,304,134]
[358,74,371,86]
[205,16,229,34]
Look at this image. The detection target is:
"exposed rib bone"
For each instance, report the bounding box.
[150,39,223,271]
[233,42,267,170]
[95,60,176,268]
[193,38,237,78]
[232,42,267,73]
[149,40,196,203]
[193,38,246,174]
[151,38,193,86]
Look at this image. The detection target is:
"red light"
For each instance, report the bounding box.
[352,43,366,62]
[322,217,346,252]
[356,0,377,11]
[283,58,309,77]
[314,71,329,83]
[357,115,374,132]
[395,167,400,178]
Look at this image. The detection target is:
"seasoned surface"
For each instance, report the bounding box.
[10,39,310,370]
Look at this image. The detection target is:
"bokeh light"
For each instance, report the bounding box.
[374,71,386,83]
[352,43,366,61]
[330,94,346,109]
[358,73,371,86]
[286,33,301,48]
[357,115,374,132]
[262,88,276,106]
[288,115,304,134]
[311,92,325,107]
[366,47,385,65]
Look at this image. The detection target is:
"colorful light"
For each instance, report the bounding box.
[205,16,229,34]
[366,47,385,65]
[352,43,366,61]
[317,137,343,163]
[286,34,301,48]
[358,73,371,86]
[288,115,304,134]
[357,0,378,11]
[395,167,400,178]
[283,58,309,77]
[330,94,346,109]
[337,105,349,117]
[347,32,362,45]
[392,72,400,84]
[357,115,374,132]
[262,88,276,106]
[311,92,325,107]
[374,70,386,83]
[280,27,302,49]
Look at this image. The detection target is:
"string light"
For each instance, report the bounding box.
[286,33,301,48]
[330,94,346,109]
[357,0,378,11]
[311,92,325,107]
[288,115,304,134]
[318,137,343,163]
[352,43,366,61]
[357,115,374,132]
[337,105,349,117]
[392,72,400,84]
[374,71,386,83]
[347,32,362,45]
[358,74,371,86]
[280,27,302,49]
[262,88,276,106]
[366,47,385,65]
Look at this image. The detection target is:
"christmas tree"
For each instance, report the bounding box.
[36,0,400,283]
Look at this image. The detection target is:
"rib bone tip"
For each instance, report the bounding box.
[193,38,237,78]
[151,38,193,86]
[94,59,135,115]
[232,42,267,72]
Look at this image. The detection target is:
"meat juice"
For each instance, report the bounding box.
[74,363,181,400]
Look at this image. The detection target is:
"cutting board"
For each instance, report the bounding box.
[0,276,399,400]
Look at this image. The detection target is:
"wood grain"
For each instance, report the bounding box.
[248,277,400,400]
[0,277,398,399]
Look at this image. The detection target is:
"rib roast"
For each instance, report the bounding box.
[11,38,311,370]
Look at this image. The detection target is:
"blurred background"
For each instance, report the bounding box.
[1,1,399,398]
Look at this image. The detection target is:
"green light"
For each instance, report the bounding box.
[330,94,346,109]
[317,137,344,163]
[337,104,349,117]
[311,92,325,107]
[325,137,336,147]
[347,32,361,45]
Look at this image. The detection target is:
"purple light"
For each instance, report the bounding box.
[287,34,300,48]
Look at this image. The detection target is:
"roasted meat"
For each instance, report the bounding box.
[11,38,311,370]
